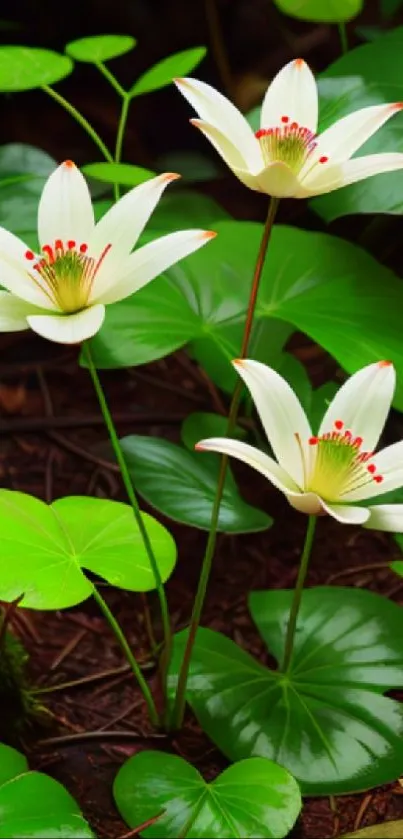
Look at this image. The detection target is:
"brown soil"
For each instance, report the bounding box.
[1,333,403,839]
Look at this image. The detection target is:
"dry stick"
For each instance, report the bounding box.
[119,812,165,839]
[205,0,234,100]
[171,197,279,729]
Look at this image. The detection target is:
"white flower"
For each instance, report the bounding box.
[175,59,403,198]
[0,161,216,344]
[196,359,403,530]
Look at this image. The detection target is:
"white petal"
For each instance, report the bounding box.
[87,174,180,283]
[0,229,57,310]
[191,119,263,173]
[233,359,312,487]
[261,59,318,133]
[342,441,403,503]
[175,77,259,169]
[287,492,323,515]
[320,500,370,525]
[318,361,395,452]
[256,162,301,197]
[0,291,37,331]
[300,153,403,196]
[310,103,403,166]
[364,504,403,532]
[38,161,95,248]
[27,304,105,345]
[93,230,216,305]
[196,437,300,495]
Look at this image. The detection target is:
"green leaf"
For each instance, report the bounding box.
[344,822,403,838]
[114,751,301,839]
[0,490,176,609]
[130,47,206,97]
[66,34,136,63]
[82,162,157,187]
[90,221,403,411]
[120,435,272,533]
[273,0,363,22]
[0,46,73,91]
[181,412,246,451]
[156,151,221,183]
[309,381,339,434]
[169,588,403,795]
[0,743,94,838]
[313,27,403,220]
[0,144,56,248]
[381,0,403,18]
[390,560,403,577]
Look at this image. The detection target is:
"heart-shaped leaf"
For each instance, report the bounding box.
[0,490,176,609]
[90,221,403,411]
[273,0,363,22]
[130,47,206,97]
[169,588,403,795]
[82,162,156,187]
[0,743,94,838]
[66,34,136,63]
[0,46,73,90]
[114,751,301,838]
[120,435,272,533]
[313,27,403,219]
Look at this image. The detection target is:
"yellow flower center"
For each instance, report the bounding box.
[25,239,111,313]
[301,420,383,502]
[255,117,328,174]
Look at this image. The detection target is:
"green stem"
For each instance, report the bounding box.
[83,342,172,697]
[42,85,114,163]
[91,585,159,726]
[96,61,126,98]
[113,94,131,201]
[171,196,280,729]
[282,515,317,673]
[338,22,348,54]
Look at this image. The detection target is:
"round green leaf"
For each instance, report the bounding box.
[0,46,72,91]
[344,823,403,838]
[130,47,206,97]
[114,751,301,838]
[65,34,136,63]
[273,0,363,22]
[0,744,94,838]
[0,490,176,609]
[82,162,156,187]
[313,27,403,220]
[120,435,272,533]
[391,560,403,577]
[169,588,403,795]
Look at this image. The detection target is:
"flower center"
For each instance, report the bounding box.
[302,420,383,502]
[255,116,328,174]
[25,239,111,313]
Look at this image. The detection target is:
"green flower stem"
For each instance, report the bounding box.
[282,514,317,673]
[338,22,348,54]
[91,584,159,726]
[42,85,114,163]
[171,196,280,730]
[83,342,172,698]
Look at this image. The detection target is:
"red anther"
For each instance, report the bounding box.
[309,437,318,445]
[290,122,298,130]
[344,430,352,438]
[334,420,343,430]
[367,464,376,474]
[42,244,53,255]
[354,436,363,447]
[55,239,63,250]
[281,115,289,123]
[25,250,35,260]
[255,129,266,139]
[319,156,329,164]
[80,243,88,253]
[374,475,384,483]
[67,240,76,249]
